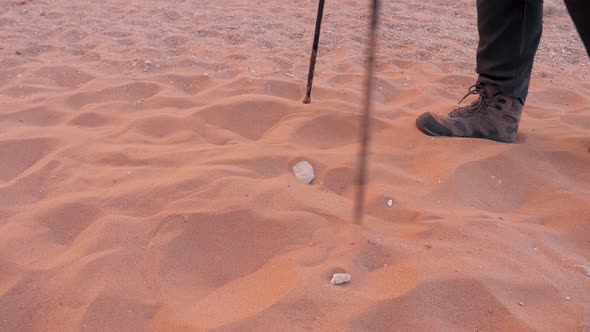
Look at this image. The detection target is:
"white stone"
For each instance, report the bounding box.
[330,273,351,285]
[292,161,315,184]
[574,264,590,277]
[387,199,393,208]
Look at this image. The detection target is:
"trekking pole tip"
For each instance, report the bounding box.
[303,96,311,104]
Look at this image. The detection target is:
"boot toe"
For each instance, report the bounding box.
[416,112,453,137]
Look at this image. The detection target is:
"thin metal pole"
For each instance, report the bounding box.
[354,0,380,225]
[303,0,326,104]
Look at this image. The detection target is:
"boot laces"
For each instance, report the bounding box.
[450,83,493,117]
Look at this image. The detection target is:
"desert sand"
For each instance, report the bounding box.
[1,0,589,330]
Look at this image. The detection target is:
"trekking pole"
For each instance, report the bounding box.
[303,0,326,104]
[354,0,380,225]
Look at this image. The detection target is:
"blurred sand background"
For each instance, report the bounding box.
[0,0,589,330]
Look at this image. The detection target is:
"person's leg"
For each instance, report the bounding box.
[476,0,543,100]
[415,0,544,143]
[564,0,590,57]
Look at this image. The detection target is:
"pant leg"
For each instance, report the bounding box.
[565,0,590,57]
[476,0,543,100]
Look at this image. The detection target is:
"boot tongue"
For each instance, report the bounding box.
[483,84,502,97]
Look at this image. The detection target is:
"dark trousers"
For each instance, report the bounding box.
[476,0,590,100]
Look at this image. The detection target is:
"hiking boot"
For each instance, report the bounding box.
[416,83,524,143]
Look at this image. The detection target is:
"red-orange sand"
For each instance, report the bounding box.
[1,0,589,330]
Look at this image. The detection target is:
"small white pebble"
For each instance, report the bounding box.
[574,264,590,277]
[292,160,315,184]
[566,296,571,301]
[330,273,351,285]
[519,302,524,306]
[387,199,393,208]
